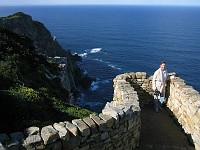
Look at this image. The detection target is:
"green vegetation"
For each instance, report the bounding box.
[0,27,92,133]
[0,12,31,20]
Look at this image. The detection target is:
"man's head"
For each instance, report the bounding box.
[160,61,166,71]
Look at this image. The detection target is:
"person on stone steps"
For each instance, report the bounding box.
[152,61,168,113]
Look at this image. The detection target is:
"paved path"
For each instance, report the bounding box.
[135,103,195,150]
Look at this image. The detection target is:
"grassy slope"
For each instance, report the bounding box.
[0,27,93,133]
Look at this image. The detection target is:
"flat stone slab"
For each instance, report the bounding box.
[83,117,98,134]
[72,119,90,137]
[99,113,114,128]
[90,114,106,131]
[65,121,78,136]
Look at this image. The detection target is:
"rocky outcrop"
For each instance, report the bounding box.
[0,12,65,56]
[0,12,93,98]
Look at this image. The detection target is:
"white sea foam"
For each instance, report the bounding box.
[89,78,111,91]
[93,58,122,70]
[108,64,122,70]
[79,53,88,57]
[83,69,88,75]
[94,58,110,64]
[90,81,99,91]
[94,58,103,62]
[90,48,102,54]
[101,79,111,84]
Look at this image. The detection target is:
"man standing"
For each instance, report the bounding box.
[152,61,168,112]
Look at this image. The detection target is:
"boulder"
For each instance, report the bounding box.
[21,134,44,150]
[53,123,70,141]
[41,125,59,145]
[24,127,40,136]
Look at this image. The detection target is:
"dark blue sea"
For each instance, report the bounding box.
[1,5,200,112]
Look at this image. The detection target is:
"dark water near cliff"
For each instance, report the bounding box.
[1,6,200,112]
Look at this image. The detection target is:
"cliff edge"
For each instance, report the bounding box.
[0,12,93,97]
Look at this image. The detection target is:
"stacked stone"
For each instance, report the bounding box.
[0,73,141,150]
[167,77,200,150]
[120,72,153,104]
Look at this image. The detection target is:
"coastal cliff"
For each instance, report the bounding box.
[0,12,65,56]
[0,12,93,97]
[0,13,93,132]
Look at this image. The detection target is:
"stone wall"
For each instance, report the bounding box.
[167,76,200,150]
[0,73,141,150]
[125,72,154,105]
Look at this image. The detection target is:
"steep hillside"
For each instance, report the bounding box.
[0,27,92,133]
[0,12,93,97]
[0,12,65,56]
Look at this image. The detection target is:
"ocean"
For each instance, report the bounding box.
[1,5,200,112]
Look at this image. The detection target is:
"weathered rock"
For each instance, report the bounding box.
[21,134,43,150]
[53,123,69,141]
[72,119,90,137]
[65,121,78,136]
[90,114,106,132]
[24,127,40,136]
[59,122,66,127]
[41,125,59,145]
[102,108,119,121]
[83,117,98,134]
[99,113,114,128]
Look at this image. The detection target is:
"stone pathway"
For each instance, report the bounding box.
[135,104,195,150]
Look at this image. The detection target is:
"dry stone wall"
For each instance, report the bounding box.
[167,76,200,150]
[0,73,141,150]
[125,72,154,105]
